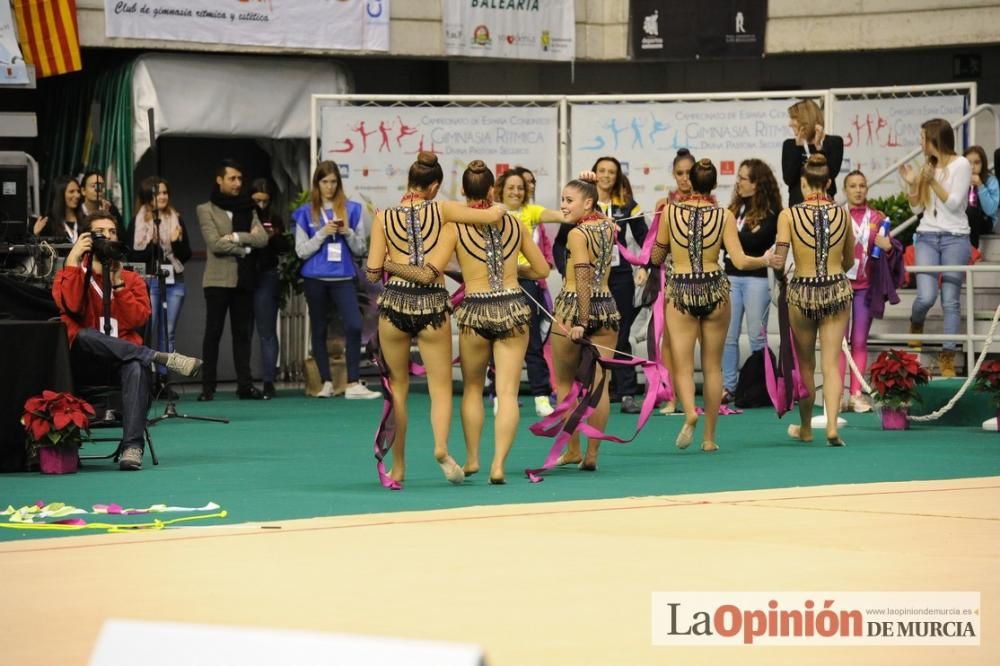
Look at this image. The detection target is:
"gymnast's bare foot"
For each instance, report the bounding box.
[555,450,583,466]
[676,418,697,449]
[389,466,405,483]
[489,463,506,484]
[463,462,479,476]
[788,423,813,442]
[436,454,466,485]
[701,441,719,452]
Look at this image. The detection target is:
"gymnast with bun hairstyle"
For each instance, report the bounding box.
[366,151,506,487]
[771,153,856,447]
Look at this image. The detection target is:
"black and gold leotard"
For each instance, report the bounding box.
[453,213,532,340]
[553,219,620,334]
[376,201,451,337]
[786,202,852,321]
[654,203,730,318]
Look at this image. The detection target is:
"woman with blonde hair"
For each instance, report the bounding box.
[898,118,972,377]
[366,152,506,488]
[293,161,381,400]
[650,159,772,452]
[132,177,192,354]
[495,167,561,417]
[781,99,843,205]
[772,153,856,446]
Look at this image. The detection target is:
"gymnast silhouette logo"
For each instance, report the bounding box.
[643,11,658,37]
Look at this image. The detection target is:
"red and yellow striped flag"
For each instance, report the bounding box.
[12,0,82,78]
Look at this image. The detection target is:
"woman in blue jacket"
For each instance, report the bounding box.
[293,161,380,399]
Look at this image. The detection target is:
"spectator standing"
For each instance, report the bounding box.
[196,159,268,400]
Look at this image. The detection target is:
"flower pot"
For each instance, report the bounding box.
[38,446,78,474]
[881,407,909,431]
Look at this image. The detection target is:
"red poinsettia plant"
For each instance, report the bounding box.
[973,359,1000,407]
[21,390,95,451]
[869,349,931,409]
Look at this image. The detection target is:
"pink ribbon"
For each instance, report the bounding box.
[525,341,670,483]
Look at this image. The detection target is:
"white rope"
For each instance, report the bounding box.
[840,303,1000,422]
[518,284,654,365]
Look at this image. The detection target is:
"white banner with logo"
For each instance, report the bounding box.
[317,104,561,210]
[443,0,575,62]
[104,0,389,52]
[831,94,967,199]
[571,99,797,209]
[0,1,29,85]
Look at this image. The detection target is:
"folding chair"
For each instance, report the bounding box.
[72,353,159,466]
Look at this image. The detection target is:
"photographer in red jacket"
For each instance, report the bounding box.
[52,212,203,470]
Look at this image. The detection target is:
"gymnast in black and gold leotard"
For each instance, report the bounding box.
[650,158,771,453]
[366,151,505,487]
[549,178,621,472]
[772,153,856,447]
[380,161,549,484]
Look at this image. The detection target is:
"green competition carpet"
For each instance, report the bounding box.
[2,385,998,541]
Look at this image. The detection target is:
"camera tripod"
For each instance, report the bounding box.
[143,180,228,426]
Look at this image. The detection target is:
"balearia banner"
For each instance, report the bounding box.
[443,0,575,62]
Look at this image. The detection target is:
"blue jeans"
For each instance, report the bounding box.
[723,275,771,392]
[911,232,971,351]
[254,270,281,384]
[303,278,362,383]
[147,278,186,353]
[73,328,155,450]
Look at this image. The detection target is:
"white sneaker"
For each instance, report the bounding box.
[848,394,872,413]
[316,381,334,398]
[345,381,381,400]
[534,396,554,417]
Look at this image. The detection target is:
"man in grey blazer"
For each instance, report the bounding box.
[197,159,268,401]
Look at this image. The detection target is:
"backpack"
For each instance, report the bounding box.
[734,348,776,408]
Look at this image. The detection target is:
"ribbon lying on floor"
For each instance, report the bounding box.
[0,501,226,532]
[764,280,809,417]
[525,339,670,483]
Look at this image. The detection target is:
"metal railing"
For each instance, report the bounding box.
[851,104,1000,239]
[869,263,1000,372]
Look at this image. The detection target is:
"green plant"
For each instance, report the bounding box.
[278,190,309,310]
[867,192,915,248]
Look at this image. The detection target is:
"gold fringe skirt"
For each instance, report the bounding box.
[787,274,853,321]
[553,290,620,334]
[667,270,730,318]
[455,289,532,340]
[377,280,451,337]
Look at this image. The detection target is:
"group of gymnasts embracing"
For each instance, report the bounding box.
[364,150,856,489]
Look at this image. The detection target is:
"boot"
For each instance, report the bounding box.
[939,350,956,378]
[908,321,924,350]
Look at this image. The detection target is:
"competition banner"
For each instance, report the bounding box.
[443,0,574,62]
[571,99,796,208]
[318,104,560,209]
[831,94,967,199]
[0,1,29,85]
[105,0,390,52]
